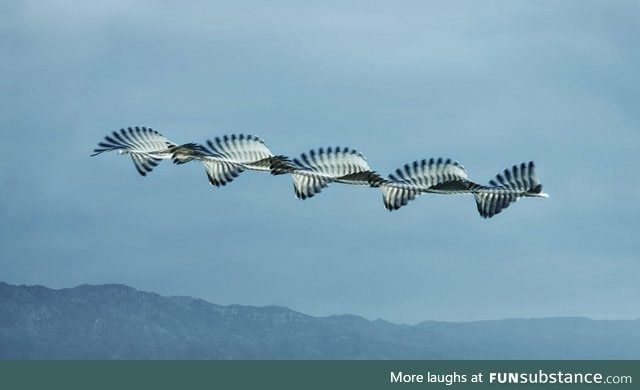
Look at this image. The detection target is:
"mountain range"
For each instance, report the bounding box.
[1,282,638,359]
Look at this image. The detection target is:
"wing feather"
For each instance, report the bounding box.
[379,157,474,211]
[92,127,176,176]
[203,160,244,187]
[283,146,379,199]
[202,134,274,164]
[92,127,175,156]
[473,162,547,218]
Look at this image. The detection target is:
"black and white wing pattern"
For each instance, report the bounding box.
[277,147,382,199]
[92,127,548,219]
[167,142,246,186]
[201,134,278,170]
[474,161,548,218]
[195,134,288,188]
[378,158,475,210]
[91,127,177,176]
[201,160,245,187]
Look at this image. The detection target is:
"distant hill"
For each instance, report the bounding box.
[1,282,638,359]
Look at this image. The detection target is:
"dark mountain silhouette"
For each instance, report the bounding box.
[1,282,638,359]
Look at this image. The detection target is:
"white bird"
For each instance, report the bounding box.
[171,134,289,187]
[473,161,549,218]
[271,146,383,199]
[375,158,548,218]
[91,127,177,176]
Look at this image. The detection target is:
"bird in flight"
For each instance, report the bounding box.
[92,127,548,218]
[270,146,382,199]
[373,158,548,218]
[175,134,289,188]
[92,127,287,187]
[91,127,176,176]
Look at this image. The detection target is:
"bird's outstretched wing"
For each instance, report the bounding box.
[189,134,286,187]
[474,161,548,218]
[91,127,177,176]
[201,134,275,168]
[379,158,474,210]
[278,147,380,199]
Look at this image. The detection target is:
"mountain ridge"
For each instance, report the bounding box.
[1,281,638,359]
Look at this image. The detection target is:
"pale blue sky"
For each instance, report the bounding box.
[1,0,639,323]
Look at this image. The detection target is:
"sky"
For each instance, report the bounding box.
[1,0,639,324]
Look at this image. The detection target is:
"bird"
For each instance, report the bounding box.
[92,129,287,187]
[171,134,289,188]
[371,157,474,210]
[374,158,548,218]
[472,161,549,218]
[93,128,548,218]
[270,146,383,199]
[91,127,177,176]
